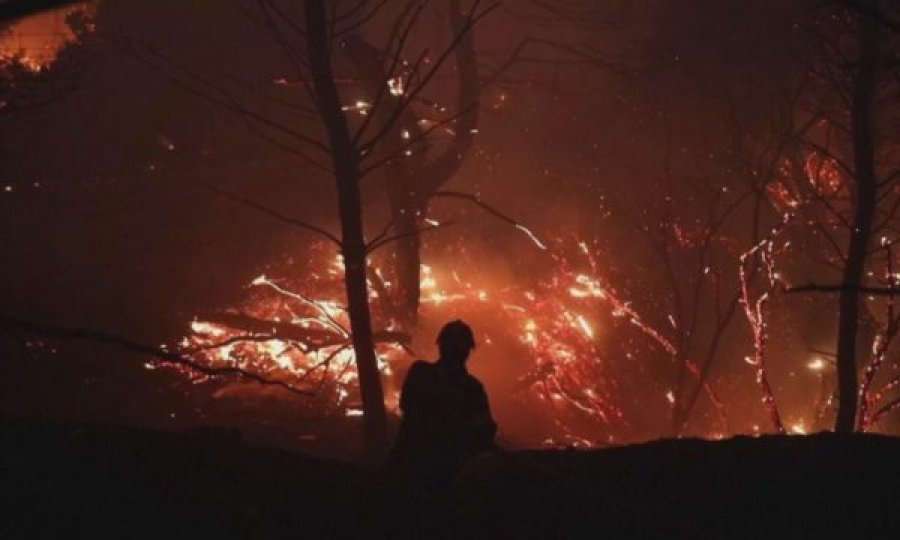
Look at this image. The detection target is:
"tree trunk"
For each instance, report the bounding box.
[343,35,427,328]
[834,1,880,433]
[305,0,387,456]
[389,189,422,326]
[343,0,480,328]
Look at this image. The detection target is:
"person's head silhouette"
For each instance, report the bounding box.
[436,319,476,365]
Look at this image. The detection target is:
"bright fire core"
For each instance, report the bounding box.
[163,236,757,447]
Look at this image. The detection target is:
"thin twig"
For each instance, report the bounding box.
[207,184,342,247]
[0,316,316,396]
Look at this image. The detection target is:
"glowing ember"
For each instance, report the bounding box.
[387,76,405,97]
[341,100,371,115]
[807,358,827,372]
[516,224,548,250]
[738,214,793,434]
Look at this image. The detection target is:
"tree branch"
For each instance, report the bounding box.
[366,220,454,253]
[784,283,900,295]
[431,190,547,249]
[0,316,316,396]
[207,184,342,247]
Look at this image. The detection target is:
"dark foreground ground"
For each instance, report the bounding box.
[3,417,900,539]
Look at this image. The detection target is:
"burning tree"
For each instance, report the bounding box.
[529,0,900,440]
[774,0,900,433]
[541,0,806,436]
[114,0,900,445]
[643,0,900,435]
[341,0,482,327]
[126,0,500,454]
[7,0,900,449]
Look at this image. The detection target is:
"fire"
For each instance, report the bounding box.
[164,235,779,444]
[164,237,669,442]
[0,2,95,72]
[170,245,406,413]
[805,153,845,196]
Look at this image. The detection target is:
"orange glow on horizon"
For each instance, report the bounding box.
[0,2,95,72]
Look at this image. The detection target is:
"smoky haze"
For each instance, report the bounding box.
[2,0,897,453]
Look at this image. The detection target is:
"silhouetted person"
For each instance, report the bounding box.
[390,320,497,491]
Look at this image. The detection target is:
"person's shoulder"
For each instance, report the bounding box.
[409,359,434,372]
[464,372,487,392]
[406,360,435,379]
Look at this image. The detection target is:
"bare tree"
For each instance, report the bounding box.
[342,0,482,326]
[300,0,387,453]
[119,0,497,455]
[833,0,882,433]
[781,0,900,432]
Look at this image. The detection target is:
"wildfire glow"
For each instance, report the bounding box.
[166,230,824,444]
[168,238,680,442]
[0,2,95,72]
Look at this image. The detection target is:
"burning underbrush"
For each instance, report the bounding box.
[164,238,706,447]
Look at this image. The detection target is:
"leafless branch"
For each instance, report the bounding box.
[784,283,900,295]
[0,316,316,396]
[335,0,390,35]
[206,184,342,247]
[348,2,426,145]
[366,220,455,253]
[836,0,900,35]
[121,38,329,159]
[358,105,476,176]
[360,2,499,154]
[432,190,548,249]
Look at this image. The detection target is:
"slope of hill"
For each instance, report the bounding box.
[4,417,900,538]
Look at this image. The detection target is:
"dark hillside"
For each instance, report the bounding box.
[452,433,900,537]
[4,418,900,538]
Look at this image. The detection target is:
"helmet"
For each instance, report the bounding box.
[436,319,476,351]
